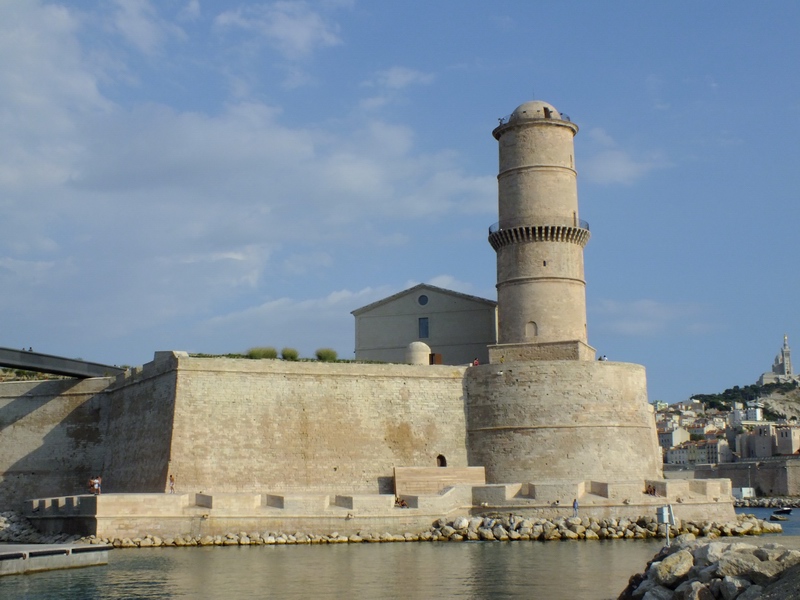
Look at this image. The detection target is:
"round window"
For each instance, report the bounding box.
[418,294,428,306]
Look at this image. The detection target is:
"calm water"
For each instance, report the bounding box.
[1,540,665,600]
[2,514,794,600]
[735,506,800,535]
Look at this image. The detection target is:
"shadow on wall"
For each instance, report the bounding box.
[0,376,175,509]
[0,379,109,508]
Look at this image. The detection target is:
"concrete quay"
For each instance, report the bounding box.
[0,542,110,576]
[23,477,735,541]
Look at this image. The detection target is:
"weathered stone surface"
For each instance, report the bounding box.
[673,580,713,600]
[693,541,732,568]
[715,553,762,579]
[641,585,674,600]
[760,563,800,600]
[649,550,694,588]
[719,575,751,600]
[736,585,764,600]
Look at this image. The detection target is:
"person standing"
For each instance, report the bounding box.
[572,498,579,517]
[169,474,175,494]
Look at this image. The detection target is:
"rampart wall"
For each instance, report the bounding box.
[100,353,178,493]
[166,355,470,495]
[0,378,111,506]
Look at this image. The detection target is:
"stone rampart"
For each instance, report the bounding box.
[0,378,112,507]
[465,360,663,484]
[165,355,469,496]
[100,352,178,493]
[696,459,800,496]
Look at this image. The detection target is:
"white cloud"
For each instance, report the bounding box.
[197,286,394,357]
[282,252,333,275]
[425,275,476,295]
[360,66,435,110]
[581,128,669,185]
[179,0,200,21]
[591,299,709,336]
[366,66,435,90]
[0,1,494,364]
[215,1,342,60]
[110,0,186,55]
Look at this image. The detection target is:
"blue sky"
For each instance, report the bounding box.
[2,0,799,403]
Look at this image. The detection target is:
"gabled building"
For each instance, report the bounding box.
[352,284,497,365]
[658,426,690,451]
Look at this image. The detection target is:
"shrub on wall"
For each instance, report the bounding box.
[315,348,338,362]
[281,347,299,361]
[247,347,278,359]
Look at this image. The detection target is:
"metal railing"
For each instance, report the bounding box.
[497,111,572,127]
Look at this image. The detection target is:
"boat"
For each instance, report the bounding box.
[770,514,789,522]
[772,507,793,516]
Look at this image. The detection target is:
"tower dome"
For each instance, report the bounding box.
[510,100,562,121]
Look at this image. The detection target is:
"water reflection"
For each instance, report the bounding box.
[1,540,664,600]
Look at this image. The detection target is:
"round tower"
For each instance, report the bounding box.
[488,101,593,362]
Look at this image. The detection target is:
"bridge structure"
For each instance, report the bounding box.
[0,346,125,379]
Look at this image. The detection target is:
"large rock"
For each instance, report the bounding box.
[649,550,694,588]
[719,575,751,600]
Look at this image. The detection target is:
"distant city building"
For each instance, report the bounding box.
[753,424,776,458]
[758,334,799,385]
[746,407,763,422]
[351,283,497,365]
[658,427,690,451]
[651,400,669,412]
[776,426,800,455]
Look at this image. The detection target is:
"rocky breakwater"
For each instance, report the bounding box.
[0,511,80,544]
[618,537,800,600]
[0,509,781,550]
[735,496,800,510]
[421,514,782,542]
[71,513,780,549]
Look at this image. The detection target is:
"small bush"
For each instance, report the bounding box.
[247,347,278,359]
[281,347,299,361]
[315,348,338,362]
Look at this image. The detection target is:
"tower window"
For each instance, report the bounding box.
[543,107,552,118]
[526,321,538,339]
[419,317,429,339]
[543,260,547,267]
[418,294,428,306]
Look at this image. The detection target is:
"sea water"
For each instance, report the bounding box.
[1,540,664,599]
[2,514,795,599]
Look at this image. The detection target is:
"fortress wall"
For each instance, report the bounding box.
[166,357,469,495]
[0,378,112,507]
[100,354,179,493]
[465,360,663,484]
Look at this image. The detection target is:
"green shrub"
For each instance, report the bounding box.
[281,347,299,361]
[247,347,278,359]
[315,348,338,362]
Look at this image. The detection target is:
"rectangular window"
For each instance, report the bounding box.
[418,317,429,339]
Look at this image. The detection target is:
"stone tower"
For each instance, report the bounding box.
[466,99,663,484]
[488,101,594,363]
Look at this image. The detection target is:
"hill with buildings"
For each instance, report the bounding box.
[690,381,800,421]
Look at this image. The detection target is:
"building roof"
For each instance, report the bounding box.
[351,283,496,316]
[511,100,561,120]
